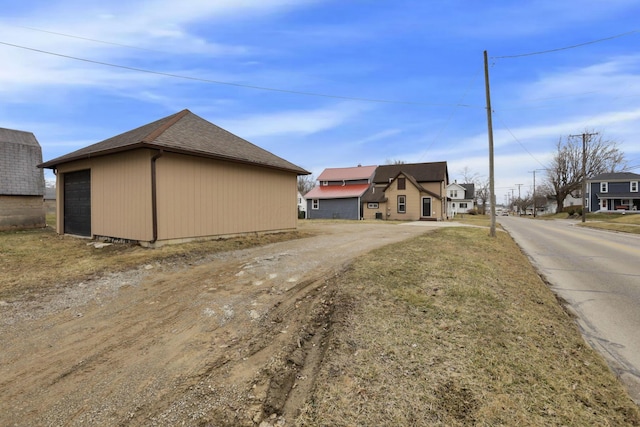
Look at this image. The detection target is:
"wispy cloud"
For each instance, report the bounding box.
[217,102,374,139]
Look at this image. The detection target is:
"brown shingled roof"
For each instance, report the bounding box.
[372,162,448,184]
[39,109,309,174]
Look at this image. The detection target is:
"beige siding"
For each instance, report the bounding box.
[382,175,446,221]
[362,199,386,220]
[56,150,153,241]
[156,153,298,240]
[385,181,422,220]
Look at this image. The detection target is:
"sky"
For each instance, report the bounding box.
[1,0,639,204]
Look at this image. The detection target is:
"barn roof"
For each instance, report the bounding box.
[0,127,45,196]
[317,165,377,182]
[39,110,309,174]
[304,184,370,199]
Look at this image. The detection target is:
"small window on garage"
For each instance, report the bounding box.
[631,181,638,192]
[312,199,319,209]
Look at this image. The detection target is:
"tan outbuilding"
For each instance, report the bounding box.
[39,110,309,247]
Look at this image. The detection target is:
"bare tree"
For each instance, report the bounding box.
[545,131,625,213]
[475,179,490,214]
[384,159,406,165]
[297,175,316,195]
[457,166,480,184]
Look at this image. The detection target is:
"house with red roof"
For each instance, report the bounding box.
[305,165,377,219]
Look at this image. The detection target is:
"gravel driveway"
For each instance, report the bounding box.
[0,221,450,426]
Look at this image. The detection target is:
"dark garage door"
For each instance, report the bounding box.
[64,169,91,236]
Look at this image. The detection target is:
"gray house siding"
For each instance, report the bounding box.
[588,179,640,211]
[307,198,360,219]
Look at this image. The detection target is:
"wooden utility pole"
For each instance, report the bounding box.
[531,171,537,217]
[570,132,598,223]
[484,50,496,237]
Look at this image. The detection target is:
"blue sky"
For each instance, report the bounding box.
[1,1,639,203]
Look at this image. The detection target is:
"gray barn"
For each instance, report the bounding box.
[0,128,46,231]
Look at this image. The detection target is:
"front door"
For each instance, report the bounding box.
[422,197,432,218]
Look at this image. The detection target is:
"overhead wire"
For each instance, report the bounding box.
[0,40,480,108]
[488,28,639,175]
[492,29,639,59]
[6,24,162,52]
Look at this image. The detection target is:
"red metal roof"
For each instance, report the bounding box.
[304,184,370,199]
[317,165,377,182]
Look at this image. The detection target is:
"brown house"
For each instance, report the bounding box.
[361,162,449,221]
[0,128,45,231]
[39,110,309,247]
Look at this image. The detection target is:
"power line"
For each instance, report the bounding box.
[7,24,161,52]
[0,40,479,107]
[492,111,547,169]
[493,29,639,59]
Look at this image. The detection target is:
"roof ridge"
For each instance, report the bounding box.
[141,109,190,144]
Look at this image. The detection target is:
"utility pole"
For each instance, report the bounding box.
[530,171,537,217]
[569,132,598,223]
[484,50,496,237]
[515,183,523,214]
[529,170,544,217]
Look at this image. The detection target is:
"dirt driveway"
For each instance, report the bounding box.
[0,221,442,426]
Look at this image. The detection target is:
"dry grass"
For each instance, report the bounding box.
[296,227,640,426]
[0,221,311,301]
[579,213,640,234]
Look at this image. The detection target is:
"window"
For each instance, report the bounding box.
[600,182,608,193]
[322,181,328,186]
[459,202,468,209]
[397,177,406,190]
[631,181,638,192]
[312,199,319,210]
[397,195,406,213]
[367,202,379,209]
[451,190,457,197]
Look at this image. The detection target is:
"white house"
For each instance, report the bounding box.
[297,191,307,217]
[446,181,475,217]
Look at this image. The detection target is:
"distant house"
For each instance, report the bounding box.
[297,191,307,218]
[305,165,377,220]
[586,172,640,212]
[44,186,57,214]
[0,128,45,231]
[362,162,449,221]
[38,109,309,247]
[446,181,475,217]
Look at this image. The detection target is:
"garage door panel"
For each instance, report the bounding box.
[64,170,91,236]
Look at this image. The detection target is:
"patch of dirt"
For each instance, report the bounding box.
[0,222,428,426]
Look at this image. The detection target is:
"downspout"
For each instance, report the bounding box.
[150,150,163,244]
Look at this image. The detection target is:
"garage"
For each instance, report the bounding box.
[64,169,91,236]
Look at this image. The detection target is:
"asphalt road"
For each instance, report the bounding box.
[498,215,640,402]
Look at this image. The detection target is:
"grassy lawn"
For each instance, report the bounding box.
[297,227,640,426]
[577,212,640,234]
